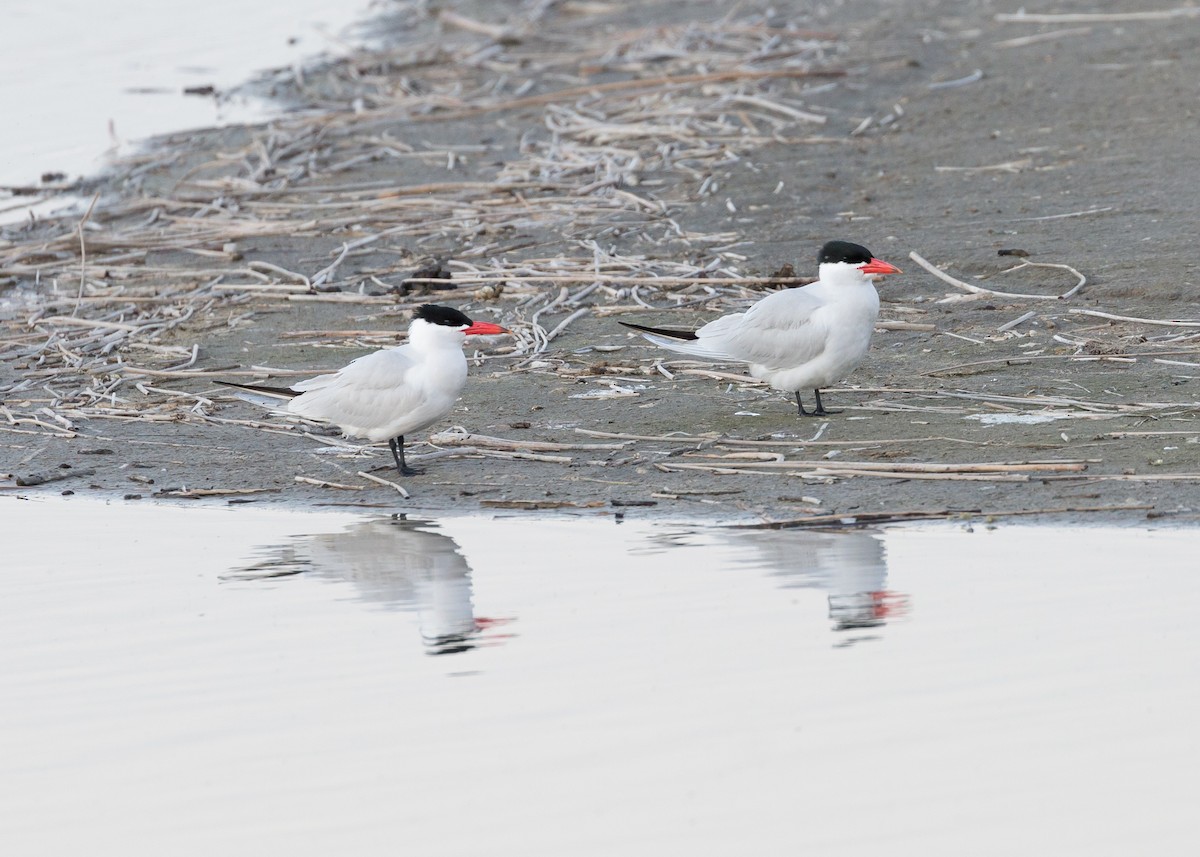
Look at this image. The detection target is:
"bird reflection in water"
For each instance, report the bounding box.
[734,528,909,646]
[228,517,512,655]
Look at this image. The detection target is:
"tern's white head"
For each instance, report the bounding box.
[817,240,902,285]
[408,304,509,350]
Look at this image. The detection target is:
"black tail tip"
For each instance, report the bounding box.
[618,320,698,341]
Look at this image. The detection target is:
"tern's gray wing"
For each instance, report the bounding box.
[714,288,828,369]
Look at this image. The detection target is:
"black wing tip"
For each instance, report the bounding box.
[618,320,699,341]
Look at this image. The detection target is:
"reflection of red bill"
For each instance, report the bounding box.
[475,617,515,631]
[473,616,519,645]
[829,590,911,629]
[868,591,910,620]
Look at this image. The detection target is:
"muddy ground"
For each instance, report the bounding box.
[3,0,1200,525]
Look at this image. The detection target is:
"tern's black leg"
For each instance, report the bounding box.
[389,436,423,476]
[794,391,811,417]
[811,388,841,416]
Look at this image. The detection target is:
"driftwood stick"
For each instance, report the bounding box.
[295,476,365,490]
[1069,309,1200,328]
[430,429,629,451]
[357,470,411,498]
[909,251,1086,301]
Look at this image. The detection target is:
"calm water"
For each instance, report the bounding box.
[1,0,371,194]
[1,496,1196,855]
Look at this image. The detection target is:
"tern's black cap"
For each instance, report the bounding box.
[415,304,473,327]
[818,241,874,265]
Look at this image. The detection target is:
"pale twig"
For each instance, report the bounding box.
[162,344,201,372]
[878,320,937,331]
[928,69,983,90]
[574,428,987,447]
[994,27,1092,48]
[134,383,214,406]
[72,192,102,318]
[311,242,351,286]
[936,158,1030,173]
[429,429,629,451]
[248,260,312,287]
[996,9,1200,24]
[1069,309,1200,328]
[470,449,573,464]
[295,476,365,490]
[545,307,592,342]
[37,316,141,333]
[437,9,521,41]
[1107,431,1200,438]
[909,251,1086,301]
[722,94,826,124]
[356,470,410,498]
[997,311,1037,332]
[951,206,1113,226]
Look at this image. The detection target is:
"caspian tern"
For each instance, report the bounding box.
[620,240,902,416]
[219,304,509,475]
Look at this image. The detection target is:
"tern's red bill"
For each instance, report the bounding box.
[861,258,902,276]
[464,321,510,335]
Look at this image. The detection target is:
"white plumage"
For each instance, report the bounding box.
[221,304,507,474]
[622,240,901,416]
[286,321,470,443]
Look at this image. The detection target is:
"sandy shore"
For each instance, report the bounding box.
[3,0,1200,525]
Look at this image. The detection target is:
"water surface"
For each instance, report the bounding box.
[1,497,1195,855]
[1,0,371,192]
